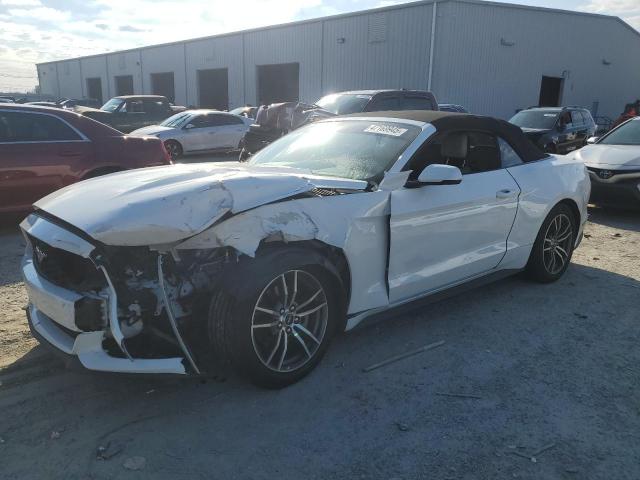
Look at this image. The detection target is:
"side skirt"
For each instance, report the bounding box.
[345,268,523,331]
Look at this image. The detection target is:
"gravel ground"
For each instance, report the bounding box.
[0,206,638,480]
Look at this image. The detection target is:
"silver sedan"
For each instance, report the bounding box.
[130,110,252,160]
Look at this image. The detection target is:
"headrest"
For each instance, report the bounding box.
[441,132,468,159]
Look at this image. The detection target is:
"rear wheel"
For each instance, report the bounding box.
[207,247,343,388]
[164,140,183,160]
[526,203,576,283]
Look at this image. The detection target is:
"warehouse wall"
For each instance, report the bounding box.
[185,34,244,109]
[244,22,323,105]
[56,60,83,99]
[322,3,434,95]
[37,64,59,97]
[106,51,143,96]
[434,0,640,119]
[80,56,109,102]
[141,43,187,105]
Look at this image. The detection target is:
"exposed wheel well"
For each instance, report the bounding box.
[83,166,125,180]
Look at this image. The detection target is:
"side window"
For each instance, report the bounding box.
[498,138,523,167]
[404,130,501,179]
[559,111,572,128]
[126,100,144,113]
[465,132,500,173]
[0,112,81,142]
[144,99,167,114]
[209,114,242,126]
[368,96,401,112]
[187,115,209,128]
[570,111,583,127]
[402,96,435,111]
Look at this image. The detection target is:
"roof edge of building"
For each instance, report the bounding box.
[36,0,638,67]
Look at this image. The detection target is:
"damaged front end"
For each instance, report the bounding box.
[21,213,237,375]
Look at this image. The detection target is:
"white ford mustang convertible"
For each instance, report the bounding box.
[21,111,590,387]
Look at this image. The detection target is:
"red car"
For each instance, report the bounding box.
[0,104,171,214]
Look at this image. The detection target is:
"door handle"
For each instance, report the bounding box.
[496,189,517,199]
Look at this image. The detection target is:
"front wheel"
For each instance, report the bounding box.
[164,140,183,160]
[207,247,343,388]
[526,203,576,283]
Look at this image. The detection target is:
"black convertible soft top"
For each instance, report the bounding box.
[345,110,548,163]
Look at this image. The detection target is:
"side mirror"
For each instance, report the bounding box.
[184,123,195,130]
[417,164,463,185]
[586,136,599,144]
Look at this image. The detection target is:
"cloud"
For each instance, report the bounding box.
[0,0,41,5]
[579,0,640,28]
[118,25,147,32]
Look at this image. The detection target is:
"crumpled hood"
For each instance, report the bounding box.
[129,125,175,137]
[569,144,640,168]
[34,162,367,246]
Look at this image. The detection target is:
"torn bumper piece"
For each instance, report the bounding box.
[21,215,188,375]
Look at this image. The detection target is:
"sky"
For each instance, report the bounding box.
[1,0,639,93]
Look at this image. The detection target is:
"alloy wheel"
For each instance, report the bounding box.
[251,270,328,372]
[542,213,573,275]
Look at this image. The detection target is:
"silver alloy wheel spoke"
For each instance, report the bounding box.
[252,321,279,329]
[296,289,322,310]
[556,245,569,259]
[280,274,288,307]
[266,330,283,365]
[556,230,572,242]
[255,306,279,317]
[294,323,321,345]
[278,333,288,370]
[298,302,328,317]
[289,271,298,307]
[292,330,311,358]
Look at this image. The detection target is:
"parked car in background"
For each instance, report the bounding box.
[509,107,596,154]
[76,95,186,133]
[0,104,171,214]
[593,115,614,136]
[438,103,468,113]
[315,89,439,115]
[0,96,16,103]
[21,111,589,387]
[230,106,258,119]
[568,117,640,207]
[27,101,59,107]
[59,98,101,109]
[130,110,252,160]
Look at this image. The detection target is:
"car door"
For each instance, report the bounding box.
[180,114,214,152]
[388,130,520,303]
[556,110,576,154]
[145,98,172,126]
[0,110,91,213]
[571,111,588,148]
[200,114,247,150]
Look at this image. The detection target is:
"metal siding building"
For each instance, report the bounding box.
[36,0,640,119]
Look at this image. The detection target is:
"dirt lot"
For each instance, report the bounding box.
[0,207,638,480]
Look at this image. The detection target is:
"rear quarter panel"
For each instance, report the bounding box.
[87,136,170,176]
[501,155,590,269]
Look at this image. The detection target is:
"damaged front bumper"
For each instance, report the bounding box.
[20,214,190,375]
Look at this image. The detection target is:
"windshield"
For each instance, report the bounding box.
[510,110,558,130]
[599,119,640,146]
[316,93,372,115]
[248,120,420,183]
[160,112,193,127]
[101,98,125,112]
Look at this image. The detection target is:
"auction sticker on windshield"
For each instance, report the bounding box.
[364,124,408,137]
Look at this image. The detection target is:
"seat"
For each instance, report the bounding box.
[440,132,468,169]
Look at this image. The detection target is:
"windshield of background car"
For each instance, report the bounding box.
[599,119,640,146]
[101,98,124,112]
[160,112,192,127]
[248,120,421,183]
[316,94,372,115]
[510,110,558,130]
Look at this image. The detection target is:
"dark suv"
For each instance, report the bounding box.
[315,89,438,115]
[509,107,596,154]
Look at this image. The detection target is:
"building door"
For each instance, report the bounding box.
[115,75,134,96]
[256,63,299,105]
[197,68,228,109]
[538,76,563,107]
[151,72,175,103]
[86,77,103,104]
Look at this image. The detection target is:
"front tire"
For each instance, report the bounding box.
[164,140,183,160]
[526,203,576,283]
[207,246,343,388]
